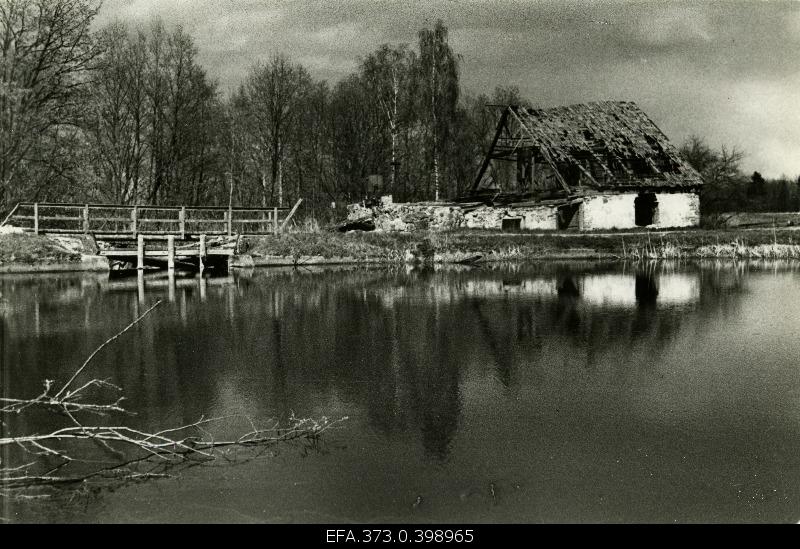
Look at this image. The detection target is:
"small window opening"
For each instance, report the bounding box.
[502,218,522,232]
[634,192,658,226]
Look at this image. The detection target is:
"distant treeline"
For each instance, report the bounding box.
[0,0,795,220]
[679,136,800,214]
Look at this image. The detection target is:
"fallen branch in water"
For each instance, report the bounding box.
[0,299,347,498]
[0,300,164,417]
[0,414,346,490]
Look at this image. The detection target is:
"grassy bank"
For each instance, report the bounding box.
[3,227,800,270]
[0,233,82,265]
[243,226,800,263]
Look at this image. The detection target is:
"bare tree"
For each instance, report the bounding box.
[680,135,746,213]
[87,24,149,203]
[238,55,312,207]
[0,0,101,209]
[86,20,220,206]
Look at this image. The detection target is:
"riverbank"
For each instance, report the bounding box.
[3,227,800,273]
[0,231,109,273]
[242,227,800,264]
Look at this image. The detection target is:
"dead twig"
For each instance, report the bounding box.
[0,297,347,498]
[54,300,164,400]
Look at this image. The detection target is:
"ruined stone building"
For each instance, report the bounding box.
[468,101,703,231]
[346,101,703,232]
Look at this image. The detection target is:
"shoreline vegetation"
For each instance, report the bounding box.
[4,223,800,272]
[244,227,800,264]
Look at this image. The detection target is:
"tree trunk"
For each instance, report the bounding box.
[261,171,268,208]
[277,156,283,207]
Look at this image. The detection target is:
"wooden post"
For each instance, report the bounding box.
[279,199,303,232]
[137,270,145,304]
[179,206,186,240]
[131,206,138,237]
[83,204,89,233]
[137,234,145,270]
[225,210,232,237]
[273,207,278,234]
[199,233,206,272]
[33,202,39,235]
[168,270,175,303]
[167,235,175,272]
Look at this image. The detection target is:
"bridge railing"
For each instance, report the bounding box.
[0,200,303,237]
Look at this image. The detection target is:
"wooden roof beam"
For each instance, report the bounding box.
[471,108,511,192]
[507,107,572,194]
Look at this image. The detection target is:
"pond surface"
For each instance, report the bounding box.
[2,261,800,523]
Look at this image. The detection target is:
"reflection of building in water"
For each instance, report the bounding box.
[371,270,700,309]
[579,273,700,308]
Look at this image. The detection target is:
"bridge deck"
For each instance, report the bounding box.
[100,249,234,257]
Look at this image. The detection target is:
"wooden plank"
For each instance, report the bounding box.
[101,249,233,257]
[279,199,303,231]
[471,107,510,192]
[15,201,290,212]
[0,202,20,227]
[13,215,84,221]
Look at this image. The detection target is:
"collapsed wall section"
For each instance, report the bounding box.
[347,200,558,232]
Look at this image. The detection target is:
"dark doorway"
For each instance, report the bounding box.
[502,218,522,232]
[634,192,658,226]
[558,203,580,229]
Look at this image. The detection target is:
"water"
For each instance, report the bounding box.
[2,261,800,523]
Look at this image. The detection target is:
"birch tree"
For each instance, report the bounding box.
[361,44,415,196]
[416,20,459,201]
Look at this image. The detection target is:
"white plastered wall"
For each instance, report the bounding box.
[653,192,700,228]
[578,192,700,230]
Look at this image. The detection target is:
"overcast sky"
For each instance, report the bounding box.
[98,0,800,178]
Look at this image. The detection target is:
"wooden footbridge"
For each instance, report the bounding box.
[1,200,302,272]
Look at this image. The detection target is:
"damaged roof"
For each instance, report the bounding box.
[476,101,703,193]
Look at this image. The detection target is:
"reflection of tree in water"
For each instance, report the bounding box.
[1,263,759,465]
[416,309,462,460]
[246,263,756,460]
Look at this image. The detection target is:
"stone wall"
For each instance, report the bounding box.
[578,191,700,230]
[347,191,698,232]
[347,201,559,232]
[464,206,558,230]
